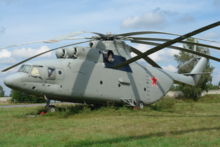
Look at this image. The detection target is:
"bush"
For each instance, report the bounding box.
[0,86,4,97]
[11,90,45,103]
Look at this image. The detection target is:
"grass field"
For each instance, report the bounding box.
[0,95,220,147]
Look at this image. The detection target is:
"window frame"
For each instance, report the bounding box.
[47,67,56,80]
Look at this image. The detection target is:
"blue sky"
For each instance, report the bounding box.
[0,0,220,95]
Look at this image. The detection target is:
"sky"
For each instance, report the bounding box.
[0,0,220,95]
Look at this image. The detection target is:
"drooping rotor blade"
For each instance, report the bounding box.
[1,40,91,72]
[130,46,161,68]
[0,31,87,50]
[113,21,220,69]
[129,37,220,51]
[117,31,220,43]
[131,40,220,62]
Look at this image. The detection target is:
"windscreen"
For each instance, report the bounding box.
[18,65,32,73]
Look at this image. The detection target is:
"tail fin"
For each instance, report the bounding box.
[189,57,208,85]
[162,57,208,86]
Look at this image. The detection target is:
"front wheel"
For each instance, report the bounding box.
[47,105,56,112]
[139,102,144,109]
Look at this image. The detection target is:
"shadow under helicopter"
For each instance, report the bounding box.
[66,126,220,146]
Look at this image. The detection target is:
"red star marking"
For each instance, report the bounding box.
[150,77,158,86]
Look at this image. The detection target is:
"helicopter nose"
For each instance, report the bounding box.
[4,77,13,87]
[4,73,26,89]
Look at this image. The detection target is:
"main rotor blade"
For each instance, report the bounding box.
[114,21,220,69]
[117,31,220,43]
[1,40,91,72]
[130,46,161,68]
[0,31,87,50]
[129,37,220,51]
[131,40,220,62]
[91,32,106,37]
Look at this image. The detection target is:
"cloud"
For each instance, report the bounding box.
[177,14,196,23]
[0,49,11,58]
[121,9,167,29]
[0,57,16,64]
[12,46,51,58]
[162,65,177,72]
[202,31,220,40]
[212,69,220,84]
[121,7,197,29]
[133,44,180,62]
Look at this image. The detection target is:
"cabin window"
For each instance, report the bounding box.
[103,50,132,72]
[48,67,56,80]
[18,65,32,73]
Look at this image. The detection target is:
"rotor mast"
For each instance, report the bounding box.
[91,39,132,59]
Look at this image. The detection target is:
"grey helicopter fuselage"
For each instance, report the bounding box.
[3,21,220,106]
[4,40,174,106]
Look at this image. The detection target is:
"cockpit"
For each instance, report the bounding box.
[18,65,32,73]
[18,64,57,80]
[102,50,132,72]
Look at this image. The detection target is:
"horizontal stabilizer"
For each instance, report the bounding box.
[183,72,210,76]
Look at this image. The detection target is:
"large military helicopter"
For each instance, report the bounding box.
[2,21,220,110]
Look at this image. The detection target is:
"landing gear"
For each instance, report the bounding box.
[139,102,144,109]
[44,95,56,112]
[133,101,144,110]
[47,105,56,112]
[121,98,145,110]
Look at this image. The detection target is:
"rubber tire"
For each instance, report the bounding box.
[139,102,144,109]
[48,105,56,112]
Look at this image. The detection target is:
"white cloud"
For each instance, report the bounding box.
[133,44,180,62]
[169,49,180,56]
[177,14,196,23]
[0,49,12,58]
[202,31,220,40]
[162,65,177,72]
[0,57,16,64]
[212,68,220,84]
[12,46,51,58]
[122,10,166,29]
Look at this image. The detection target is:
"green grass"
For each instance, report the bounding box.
[0,95,220,147]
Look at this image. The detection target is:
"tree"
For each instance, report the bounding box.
[174,38,214,100]
[0,85,4,97]
[11,90,45,103]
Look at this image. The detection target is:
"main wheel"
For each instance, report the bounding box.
[139,102,144,109]
[47,105,56,112]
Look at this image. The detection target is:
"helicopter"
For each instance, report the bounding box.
[1,21,220,110]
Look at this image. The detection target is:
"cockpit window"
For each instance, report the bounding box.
[31,67,40,77]
[18,65,31,73]
[31,66,42,78]
[48,67,56,80]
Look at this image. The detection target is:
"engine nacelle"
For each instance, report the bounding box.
[65,47,78,58]
[55,49,65,58]
[55,47,86,59]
